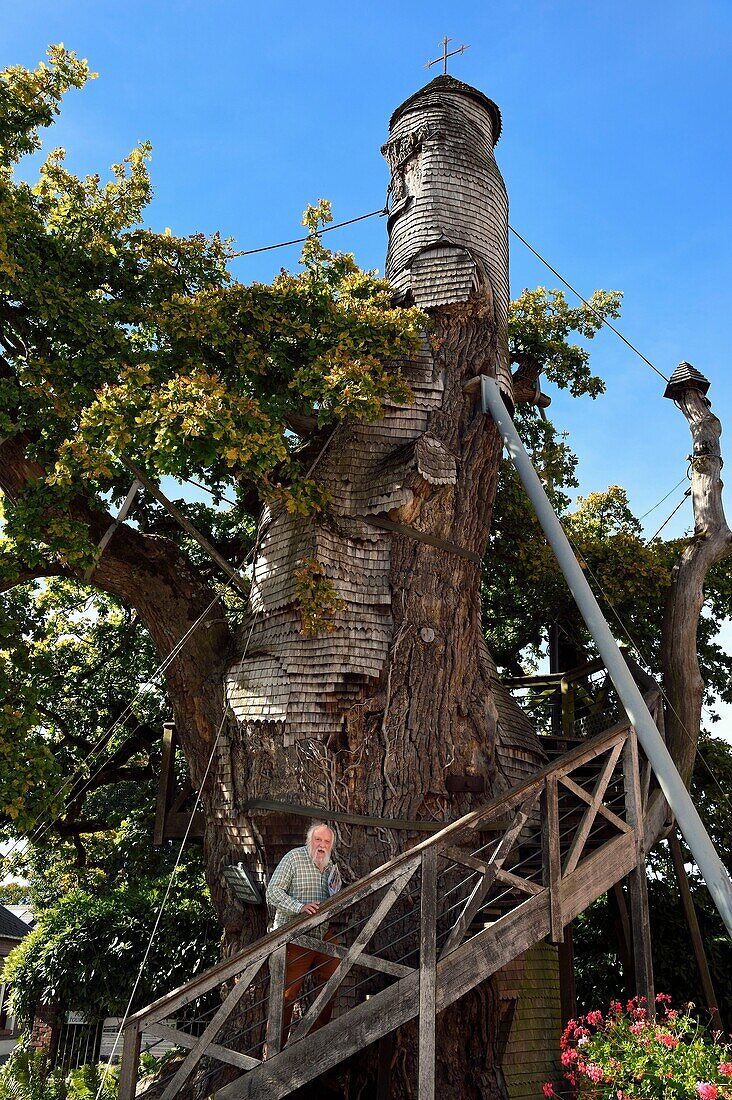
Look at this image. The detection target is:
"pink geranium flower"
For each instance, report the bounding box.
[719,1064,732,1077]
[656,1033,679,1049]
[542,1084,555,1097]
[696,1083,718,1100]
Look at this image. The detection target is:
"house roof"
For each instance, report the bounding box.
[0,904,32,941]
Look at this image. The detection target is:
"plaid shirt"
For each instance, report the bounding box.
[266,845,342,930]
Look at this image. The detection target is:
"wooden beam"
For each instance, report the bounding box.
[559,772,631,836]
[143,1022,260,1071]
[623,729,655,1011]
[557,923,577,1026]
[118,1023,141,1100]
[153,724,176,847]
[120,457,250,597]
[494,868,543,896]
[160,960,264,1100]
[440,789,540,957]
[542,775,563,944]
[290,935,415,978]
[266,945,287,1057]
[418,848,438,1100]
[376,1032,394,1100]
[668,829,724,1034]
[562,741,625,875]
[610,881,635,998]
[287,863,418,1044]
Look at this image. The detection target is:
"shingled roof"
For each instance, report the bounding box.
[0,904,32,941]
[389,74,502,142]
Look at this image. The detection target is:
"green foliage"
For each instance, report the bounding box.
[509,286,622,399]
[293,556,346,634]
[2,866,218,1029]
[0,578,164,839]
[0,50,425,585]
[546,997,732,1099]
[0,1048,118,1100]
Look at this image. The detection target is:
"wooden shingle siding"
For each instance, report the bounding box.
[497,942,562,1099]
[382,76,512,402]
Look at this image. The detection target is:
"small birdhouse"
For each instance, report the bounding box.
[663,361,711,401]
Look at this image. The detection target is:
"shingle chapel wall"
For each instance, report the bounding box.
[226,76,520,762]
[222,74,560,1095]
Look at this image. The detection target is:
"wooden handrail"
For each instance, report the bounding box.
[125,705,647,1032]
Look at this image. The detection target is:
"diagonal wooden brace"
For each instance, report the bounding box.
[287,861,418,1045]
[159,959,264,1100]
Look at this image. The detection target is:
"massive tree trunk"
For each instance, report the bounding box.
[211,77,535,1098]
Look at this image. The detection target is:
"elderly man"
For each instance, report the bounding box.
[266,822,343,1044]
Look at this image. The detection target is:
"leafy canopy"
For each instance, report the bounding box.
[0,46,425,581]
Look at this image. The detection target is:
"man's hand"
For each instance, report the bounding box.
[300,902,321,916]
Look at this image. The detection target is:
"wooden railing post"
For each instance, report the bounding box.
[418,847,438,1100]
[118,1022,141,1100]
[623,728,655,1012]
[542,776,563,943]
[668,829,724,1034]
[267,944,287,1057]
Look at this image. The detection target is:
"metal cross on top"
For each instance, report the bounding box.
[425,36,470,75]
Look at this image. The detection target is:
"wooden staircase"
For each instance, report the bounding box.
[119,689,666,1100]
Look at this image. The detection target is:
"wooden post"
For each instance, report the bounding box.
[561,678,575,739]
[542,776,564,943]
[623,729,655,1013]
[118,1023,142,1100]
[376,1032,394,1100]
[418,847,438,1100]
[267,945,287,1056]
[610,881,635,999]
[557,923,577,1025]
[153,723,176,846]
[668,830,724,1034]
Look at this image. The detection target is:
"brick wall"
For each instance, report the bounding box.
[30,1003,59,1060]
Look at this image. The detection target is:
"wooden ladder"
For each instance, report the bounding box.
[119,693,664,1100]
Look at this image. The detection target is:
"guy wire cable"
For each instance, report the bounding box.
[508,224,670,383]
[637,474,689,522]
[228,207,387,258]
[95,605,263,1098]
[647,490,691,543]
[94,698,233,1099]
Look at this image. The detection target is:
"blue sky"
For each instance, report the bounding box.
[5,0,730,540]
[4,3,732,691]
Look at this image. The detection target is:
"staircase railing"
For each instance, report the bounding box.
[119,689,663,1100]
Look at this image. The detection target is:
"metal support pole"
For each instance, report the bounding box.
[481,375,732,936]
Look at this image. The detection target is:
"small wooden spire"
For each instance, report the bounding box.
[663,361,711,401]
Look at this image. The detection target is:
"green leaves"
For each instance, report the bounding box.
[509,286,622,398]
[2,870,217,1028]
[0,46,93,169]
[0,64,424,576]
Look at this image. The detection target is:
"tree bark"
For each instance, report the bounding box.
[661,387,732,784]
[216,298,522,1098]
